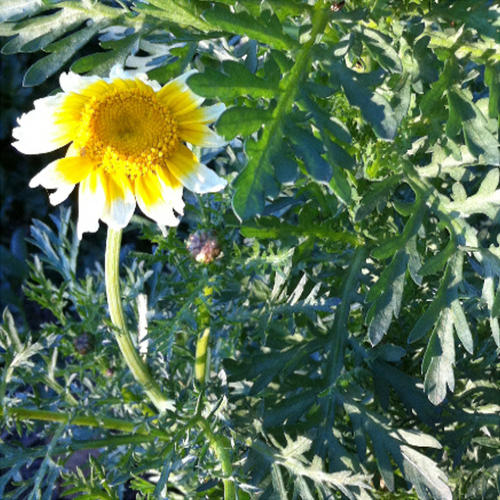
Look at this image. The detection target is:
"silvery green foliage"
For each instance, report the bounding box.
[1,0,499,498]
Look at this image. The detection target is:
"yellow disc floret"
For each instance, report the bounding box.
[71,80,179,180]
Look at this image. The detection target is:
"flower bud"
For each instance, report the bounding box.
[73,333,91,354]
[186,230,221,264]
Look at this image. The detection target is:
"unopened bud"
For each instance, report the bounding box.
[186,230,221,264]
[73,333,91,354]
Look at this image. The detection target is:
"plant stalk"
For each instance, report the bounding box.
[194,416,235,500]
[4,407,235,498]
[105,227,172,413]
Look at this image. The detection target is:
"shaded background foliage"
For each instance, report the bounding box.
[0,0,499,498]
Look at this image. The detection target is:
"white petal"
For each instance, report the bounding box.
[174,162,226,194]
[136,73,162,91]
[135,175,180,227]
[12,93,69,154]
[77,171,106,239]
[158,70,204,112]
[139,199,179,227]
[166,145,227,194]
[102,196,136,229]
[108,64,162,91]
[30,156,93,190]
[49,184,75,206]
[59,71,100,94]
[202,103,226,123]
[101,174,136,229]
[159,180,185,216]
[198,128,226,148]
[173,69,197,88]
[178,124,227,149]
[29,159,70,190]
[109,64,133,80]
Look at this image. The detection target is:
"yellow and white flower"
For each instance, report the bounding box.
[13,66,227,238]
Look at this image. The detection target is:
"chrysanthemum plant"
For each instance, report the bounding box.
[1,0,499,498]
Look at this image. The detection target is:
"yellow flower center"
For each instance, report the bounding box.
[74,85,178,179]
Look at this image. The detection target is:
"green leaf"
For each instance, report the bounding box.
[23,22,104,86]
[422,308,456,405]
[480,250,500,346]
[390,75,411,128]
[419,239,456,277]
[216,106,272,140]
[343,401,451,498]
[232,137,280,220]
[2,9,88,55]
[331,62,398,140]
[445,169,500,219]
[273,144,299,184]
[372,197,426,260]
[420,57,459,117]
[270,464,287,500]
[450,299,473,354]
[328,166,351,205]
[264,391,316,428]
[147,43,196,84]
[188,61,279,100]
[433,0,500,42]
[288,125,332,183]
[399,445,452,500]
[355,174,402,221]
[240,217,361,246]
[326,247,367,384]
[301,94,352,144]
[203,4,299,51]
[138,0,211,32]
[250,436,371,497]
[493,288,500,319]
[360,27,403,73]
[372,361,439,424]
[0,0,44,23]
[71,34,141,76]
[408,256,458,344]
[367,250,409,346]
[323,138,355,171]
[232,4,330,220]
[416,252,473,403]
[447,88,500,166]
[299,93,352,202]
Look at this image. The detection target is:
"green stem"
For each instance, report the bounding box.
[42,375,78,406]
[266,0,329,147]
[194,416,235,500]
[5,407,235,497]
[326,246,367,387]
[105,228,172,413]
[3,406,171,439]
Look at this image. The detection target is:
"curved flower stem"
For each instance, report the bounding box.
[105,228,171,413]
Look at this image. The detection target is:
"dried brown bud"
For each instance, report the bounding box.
[186,230,221,264]
[73,333,91,354]
[331,1,345,12]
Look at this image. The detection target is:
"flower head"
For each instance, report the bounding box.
[13,66,227,238]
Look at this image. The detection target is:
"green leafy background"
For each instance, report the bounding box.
[0,0,499,498]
